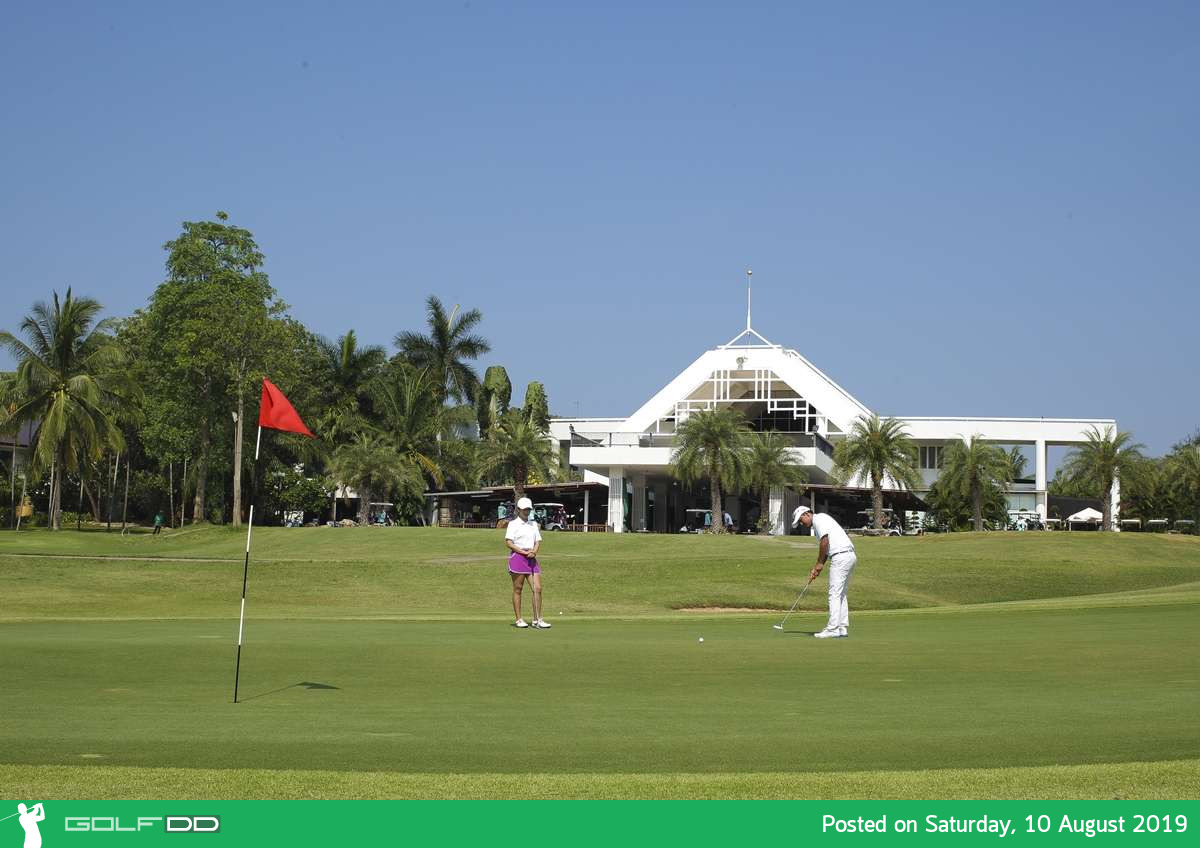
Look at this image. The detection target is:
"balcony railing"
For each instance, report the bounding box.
[570,430,834,459]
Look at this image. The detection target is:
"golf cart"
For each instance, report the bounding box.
[533,502,569,531]
[858,508,902,535]
[680,508,712,533]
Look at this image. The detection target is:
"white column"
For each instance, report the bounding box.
[630,473,646,531]
[768,486,785,535]
[1111,473,1121,531]
[1035,439,1047,519]
[608,467,625,533]
[583,489,590,532]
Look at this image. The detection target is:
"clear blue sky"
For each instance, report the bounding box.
[3,1,1197,456]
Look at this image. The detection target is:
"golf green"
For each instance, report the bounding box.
[1,527,1198,798]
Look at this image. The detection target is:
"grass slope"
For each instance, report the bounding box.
[1,527,1197,799]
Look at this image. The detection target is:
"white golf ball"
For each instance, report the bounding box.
[698,637,704,643]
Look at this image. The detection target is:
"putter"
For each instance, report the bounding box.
[772,576,816,631]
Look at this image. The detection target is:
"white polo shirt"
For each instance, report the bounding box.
[811,512,855,556]
[505,516,542,551]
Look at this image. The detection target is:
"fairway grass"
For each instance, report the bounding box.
[2,527,1198,799]
[4,759,1197,800]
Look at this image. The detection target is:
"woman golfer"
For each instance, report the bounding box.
[505,497,551,629]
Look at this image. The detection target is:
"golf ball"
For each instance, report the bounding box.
[698,637,704,643]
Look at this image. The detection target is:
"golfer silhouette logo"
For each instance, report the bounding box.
[6,804,44,848]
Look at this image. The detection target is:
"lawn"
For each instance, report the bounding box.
[1,526,1198,799]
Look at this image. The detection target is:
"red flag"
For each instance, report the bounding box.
[258,379,314,437]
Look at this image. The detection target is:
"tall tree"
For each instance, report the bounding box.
[135,212,283,525]
[1168,443,1200,525]
[315,329,386,444]
[521,381,550,432]
[831,414,921,530]
[1061,425,1145,531]
[477,409,558,501]
[745,431,808,533]
[939,436,1012,531]
[371,364,445,489]
[395,295,490,405]
[670,407,751,535]
[0,290,133,529]
[476,365,512,439]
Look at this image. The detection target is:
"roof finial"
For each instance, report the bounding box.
[746,268,753,332]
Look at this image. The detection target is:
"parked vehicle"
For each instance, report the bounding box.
[533,502,569,530]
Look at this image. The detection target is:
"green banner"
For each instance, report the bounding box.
[2,801,1195,845]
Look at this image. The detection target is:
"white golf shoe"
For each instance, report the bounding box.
[813,628,839,638]
[533,618,552,629]
[837,627,848,637]
[514,619,530,628]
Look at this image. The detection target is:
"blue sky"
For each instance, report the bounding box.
[2,1,1197,456]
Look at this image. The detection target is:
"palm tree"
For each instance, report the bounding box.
[0,290,131,529]
[330,433,421,524]
[745,431,808,533]
[476,409,558,501]
[940,436,1012,531]
[670,407,750,535]
[1168,444,1200,524]
[1005,446,1030,482]
[394,296,490,405]
[831,415,921,530]
[315,329,385,442]
[1061,425,1145,531]
[371,364,445,489]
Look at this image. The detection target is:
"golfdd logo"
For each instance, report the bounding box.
[64,815,220,834]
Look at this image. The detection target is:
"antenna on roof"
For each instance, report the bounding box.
[746,269,752,331]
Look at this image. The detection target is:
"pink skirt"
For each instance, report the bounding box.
[508,552,541,574]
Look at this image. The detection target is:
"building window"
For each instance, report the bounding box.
[919,446,943,469]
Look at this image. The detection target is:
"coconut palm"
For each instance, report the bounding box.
[315,329,385,442]
[1005,446,1030,482]
[745,431,808,533]
[1061,425,1145,531]
[476,409,559,501]
[0,290,132,529]
[371,364,446,489]
[670,407,751,535]
[394,296,490,405]
[939,436,1012,531]
[1167,444,1200,523]
[831,414,921,530]
[330,433,421,523]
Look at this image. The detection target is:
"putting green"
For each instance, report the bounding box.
[1,527,1197,798]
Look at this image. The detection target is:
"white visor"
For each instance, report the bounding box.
[791,506,812,527]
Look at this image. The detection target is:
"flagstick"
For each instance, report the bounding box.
[233,426,263,704]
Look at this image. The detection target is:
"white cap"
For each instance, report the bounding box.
[517,497,533,510]
[791,506,812,527]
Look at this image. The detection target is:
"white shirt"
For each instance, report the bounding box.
[505,515,542,551]
[811,512,854,555]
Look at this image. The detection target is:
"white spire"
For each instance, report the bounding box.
[720,268,777,349]
[746,268,752,331]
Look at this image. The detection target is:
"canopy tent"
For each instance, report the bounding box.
[1067,507,1103,523]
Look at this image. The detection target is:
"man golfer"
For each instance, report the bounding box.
[793,506,856,638]
[17,803,45,848]
[505,497,551,629]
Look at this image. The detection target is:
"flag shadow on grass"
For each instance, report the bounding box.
[238,681,340,702]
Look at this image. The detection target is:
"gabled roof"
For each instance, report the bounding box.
[623,342,872,434]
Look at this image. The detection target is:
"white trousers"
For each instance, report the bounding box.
[825,550,857,632]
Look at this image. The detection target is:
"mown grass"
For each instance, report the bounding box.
[1,527,1197,799]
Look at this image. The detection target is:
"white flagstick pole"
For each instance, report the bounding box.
[233,425,263,703]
